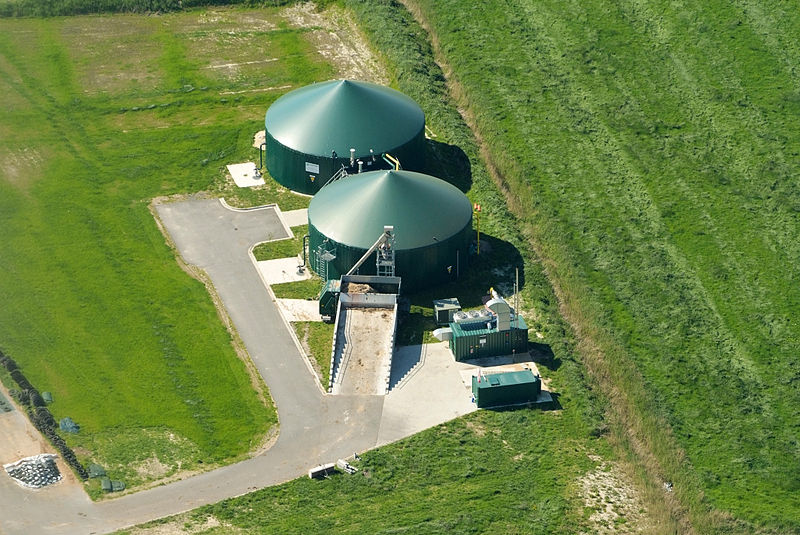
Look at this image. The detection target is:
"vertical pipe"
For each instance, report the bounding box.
[259,142,266,169]
[302,235,309,267]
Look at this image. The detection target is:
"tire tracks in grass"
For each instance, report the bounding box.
[518,0,799,525]
[399,1,688,532]
[402,0,800,530]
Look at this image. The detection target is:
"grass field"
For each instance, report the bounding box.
[401,0,800,531]
[121,2,623,534]
[252,225,308,261]
[124,408,613,535]
[292,320,333,387]
[0,7,333,494]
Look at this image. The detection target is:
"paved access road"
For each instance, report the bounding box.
[0,198,475,535]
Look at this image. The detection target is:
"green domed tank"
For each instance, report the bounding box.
[265,80,426,195]
[308,170,472,291]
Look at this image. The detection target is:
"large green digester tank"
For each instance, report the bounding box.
[308,169,472,291]
[264,80,426,195]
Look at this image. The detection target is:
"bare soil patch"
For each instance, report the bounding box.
[124,514,244,535]
[61,16,162,94]
[283,2,389,84]
[579,457,649,534]
[1,147,42,190]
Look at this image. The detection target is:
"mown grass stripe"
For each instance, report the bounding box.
[410,0,800,527]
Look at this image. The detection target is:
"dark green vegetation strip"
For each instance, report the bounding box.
[0,9,332,492]
[292,321,333,388]
[407,0,800,530]
[0,0,290,18]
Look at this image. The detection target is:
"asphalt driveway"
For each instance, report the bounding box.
[0,197,476,535]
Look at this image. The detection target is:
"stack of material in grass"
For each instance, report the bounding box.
[88,463,106,478]
[59,417,79,433]
[4,454,62,489]
[341,282,377,294]
[99,477,126,493]
[0,391,13,413]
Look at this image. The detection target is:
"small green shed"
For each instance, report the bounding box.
[471,370,541,408]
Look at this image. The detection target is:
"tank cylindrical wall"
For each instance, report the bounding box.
[266,127,425,195]
[308,219,471,292]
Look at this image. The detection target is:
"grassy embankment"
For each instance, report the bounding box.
[0,9,331,496]
[404,0,800,531]
[124,2,620,533]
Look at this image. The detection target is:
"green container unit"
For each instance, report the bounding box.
[308,170,472,292]
[319,279,341,320]
[265,80,426,195]
[471,370,541,408]
[450,316,529,361]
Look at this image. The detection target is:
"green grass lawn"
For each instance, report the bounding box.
[403,0,800,531]
[292,321,334,388]
[253,225,308,262]
[122,408,609,535]
[0,7,333,494]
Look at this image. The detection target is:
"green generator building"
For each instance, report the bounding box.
[471,370,541,408]
[450,316,529,360]
[434,290,529,360]
[264,79,426,195]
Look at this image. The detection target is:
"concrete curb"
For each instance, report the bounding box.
[246,208,328,397]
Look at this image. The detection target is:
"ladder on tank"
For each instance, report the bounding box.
[376,230,396,278]
[315,240,336,286]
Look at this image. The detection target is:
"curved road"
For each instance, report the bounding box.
[3,197,476,534]
[2,198,387,535]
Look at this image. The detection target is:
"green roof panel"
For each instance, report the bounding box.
[265,79,425,157]
[308,170,472,250]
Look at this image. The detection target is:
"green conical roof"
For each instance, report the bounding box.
[265,80,425,157]
[308,170,472,250]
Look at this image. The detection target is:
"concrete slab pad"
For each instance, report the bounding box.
[456,359,554,407]
[282,208,308,228]
[276,299,321,322]
[227,162,265,187]
[256,257,310,285]
[377,343,477,446]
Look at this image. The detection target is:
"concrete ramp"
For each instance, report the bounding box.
[328,276,400,395]
[331,306,396,395]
